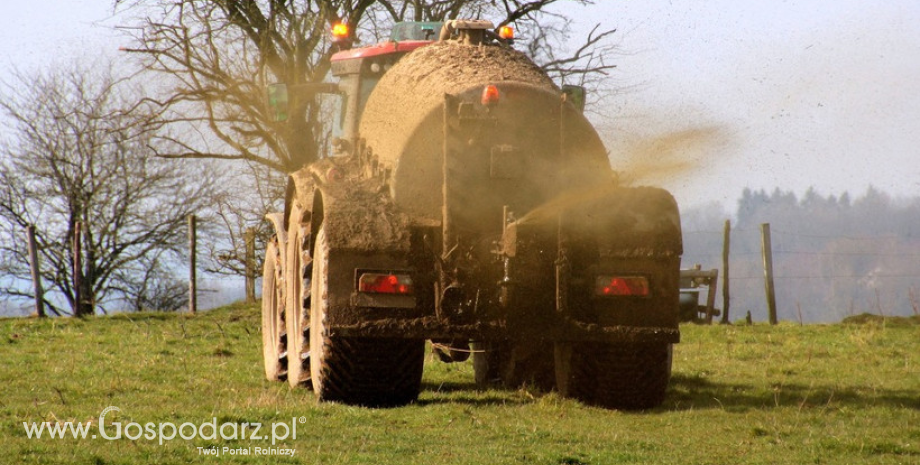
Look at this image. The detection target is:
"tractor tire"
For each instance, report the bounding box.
[261,238,287,381]
[560,342,672,410]
[309,225,425,407]
[473,341,555,391]
[285,226,311,388]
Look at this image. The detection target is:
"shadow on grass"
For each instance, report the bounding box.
[664,373,920,412]
[421,380,479,393]
[416,375,919,411]
[416,380,534,406]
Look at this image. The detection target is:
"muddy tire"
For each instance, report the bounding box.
[560,342,672,410]
[473,341,554,391]
[261,238,287,381]
[285,226,311,388]
[309,226,425,407]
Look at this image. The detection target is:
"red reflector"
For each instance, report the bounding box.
[481,85,500,105]
[595,276,649,297]
[358,273,414,295]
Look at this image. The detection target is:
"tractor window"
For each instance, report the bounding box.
[316,91,344,158]
[390,22,443,41]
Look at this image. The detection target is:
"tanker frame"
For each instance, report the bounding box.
[261,20,682,409]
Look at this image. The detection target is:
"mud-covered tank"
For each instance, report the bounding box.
[359,41,613,226]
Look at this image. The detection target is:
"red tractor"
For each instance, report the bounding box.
[261,20,682,409]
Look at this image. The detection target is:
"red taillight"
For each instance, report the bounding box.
[595,276,650,297]
[358,273,414,295]
[481,85,500,105]
[498,26,514,40]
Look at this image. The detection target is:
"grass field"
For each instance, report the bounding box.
[2,303,918,464]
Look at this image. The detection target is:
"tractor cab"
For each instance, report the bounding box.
[329,22,442,140]
[266,21,517,157]
[328,20,518,144]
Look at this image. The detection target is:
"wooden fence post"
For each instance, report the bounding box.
[245,227,256,302]
[761,223,778,325]
[720,219,731,324]
[73,222,84,316]
[188,215,197,314]
[26,225,46,318]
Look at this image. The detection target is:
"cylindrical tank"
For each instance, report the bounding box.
[359,41,612,224]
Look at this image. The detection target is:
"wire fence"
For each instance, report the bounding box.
[681,225,920,322]
[11,217,919,322]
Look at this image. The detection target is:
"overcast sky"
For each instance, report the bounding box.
[2,1,919,210]
[572,1,920,209]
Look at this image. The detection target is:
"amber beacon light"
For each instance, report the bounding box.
[332,22,350,42]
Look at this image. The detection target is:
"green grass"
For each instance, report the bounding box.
[2,303,918,464]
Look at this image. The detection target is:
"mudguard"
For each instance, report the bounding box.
[308,169,419,330]
[502,184,682,337]
[570,185,682,331]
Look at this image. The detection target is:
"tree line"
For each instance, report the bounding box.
[682,187,920,322]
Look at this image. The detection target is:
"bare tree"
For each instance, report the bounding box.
[0,62,219,316]
[205,161,286,277]
[112,250,190,312]
[116,0,358,174]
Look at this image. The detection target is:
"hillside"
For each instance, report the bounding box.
[2,303,918,464]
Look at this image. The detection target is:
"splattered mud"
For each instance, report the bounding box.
[612,125,733,186]
[517,125,731,226]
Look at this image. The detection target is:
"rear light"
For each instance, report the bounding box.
[595,276,650,297]
[358,273,414,295]
[498,26,514,40]
[481,85,500,105]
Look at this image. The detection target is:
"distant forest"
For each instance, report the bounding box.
[681,187,920,322]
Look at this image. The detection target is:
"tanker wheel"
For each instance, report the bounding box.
[285,226,312,388]
[558,342,672,410]
[309,225,425,407]
[261,237,287,381]
[473,341,554,391]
